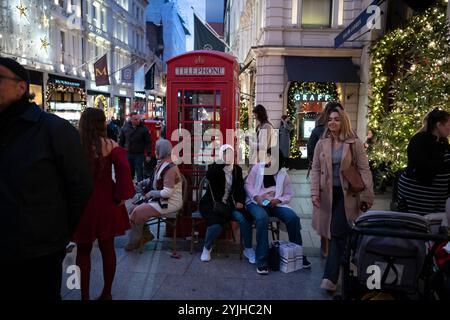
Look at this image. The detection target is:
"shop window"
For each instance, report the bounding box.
[301,0,332,28]
[29,84,43,108]
[64,92,72,102]
[73,93,81,102]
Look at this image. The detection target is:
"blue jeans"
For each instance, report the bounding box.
[203,210,253,250]
[127,153,145,182]
[246,203,303,268]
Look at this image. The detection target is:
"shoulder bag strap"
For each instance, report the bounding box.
[208,182,216,202]
[349,142,357,167]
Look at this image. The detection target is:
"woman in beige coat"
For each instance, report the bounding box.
[310,107,374,292]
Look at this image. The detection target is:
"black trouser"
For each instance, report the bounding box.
[127,153,145,182]
[279,150,288,169]
[0,249,66,300]
[323,187,351,284]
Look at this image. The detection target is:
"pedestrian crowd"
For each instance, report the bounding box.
[1,58,449,299]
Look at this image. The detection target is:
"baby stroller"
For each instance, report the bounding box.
[339,210,450,300]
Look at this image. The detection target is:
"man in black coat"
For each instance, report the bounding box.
[106,117,119,142]
[0,58,93,300]
[118,112,151,182]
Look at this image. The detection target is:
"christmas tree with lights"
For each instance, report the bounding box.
[368,5,450,178]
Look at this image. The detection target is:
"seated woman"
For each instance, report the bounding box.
[397,108,450,215]
[125,139,183,251]
[245,153,311,274]
[199,144,255,263]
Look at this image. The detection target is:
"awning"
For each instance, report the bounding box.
[284,56,360,83]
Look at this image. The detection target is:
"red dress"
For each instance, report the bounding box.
[73,147,135,243]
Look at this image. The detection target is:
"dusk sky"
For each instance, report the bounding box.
[206,0,224,22]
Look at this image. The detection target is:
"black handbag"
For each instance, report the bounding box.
[208,183,232,223]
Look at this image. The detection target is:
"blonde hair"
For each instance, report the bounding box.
[323,107,355,141]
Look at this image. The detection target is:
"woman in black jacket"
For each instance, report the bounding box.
[397,108,450,214]
[199,144,255,263]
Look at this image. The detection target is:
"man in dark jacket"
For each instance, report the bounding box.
[107,117,119,142]
[119,112,151,182]
[0,58,93,300]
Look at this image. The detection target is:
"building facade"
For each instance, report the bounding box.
[225,0,388,159]
[145,0,190,61]
[0,0,149,126]
[83,0,149,122]
[145,21,166,119]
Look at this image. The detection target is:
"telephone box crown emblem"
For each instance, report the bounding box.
[194,56,205,65]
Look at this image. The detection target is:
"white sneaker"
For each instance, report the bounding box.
[66,242,76,253]
[200,247,211,262]
[243,248,256,264]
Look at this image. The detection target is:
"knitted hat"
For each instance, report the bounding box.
[0,57,30,84]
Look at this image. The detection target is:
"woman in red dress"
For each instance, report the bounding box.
[73,108,135,300]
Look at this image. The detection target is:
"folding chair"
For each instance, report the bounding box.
[145,173,188,258]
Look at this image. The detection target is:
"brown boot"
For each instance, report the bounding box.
[137,225,155,253]
[125,222,147,251]
[142,225,155,242]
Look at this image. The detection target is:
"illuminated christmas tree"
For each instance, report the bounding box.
[368,5,450,178]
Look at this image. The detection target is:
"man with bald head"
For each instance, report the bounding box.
[0,57,93,300]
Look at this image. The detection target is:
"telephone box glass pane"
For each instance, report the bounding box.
[185,90,214,105]
[215,107,220,121]
[184,107,215,121]
[215,90,221,106]
[177,90,182,105]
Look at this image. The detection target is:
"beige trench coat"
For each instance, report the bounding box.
[310,136,374,239]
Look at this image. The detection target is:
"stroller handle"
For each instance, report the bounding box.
[352,226,450,242]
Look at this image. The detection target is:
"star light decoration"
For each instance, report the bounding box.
[42,15,49,28]
[16,3,28,20]
[40,36,49,51]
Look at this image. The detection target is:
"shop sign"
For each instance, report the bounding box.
[90,83,108,92]
[51,78,81,87]
[294,93,331,102]
[175,67,225,76]
[87,23,111,42]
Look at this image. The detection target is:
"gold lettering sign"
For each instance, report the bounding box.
[95,67,108,76]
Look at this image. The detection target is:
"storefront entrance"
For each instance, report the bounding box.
[46,75,86,127]
[287,81,339,163]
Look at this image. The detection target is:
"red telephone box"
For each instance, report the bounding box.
[166,50,240,237]
[142,119,161,158]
